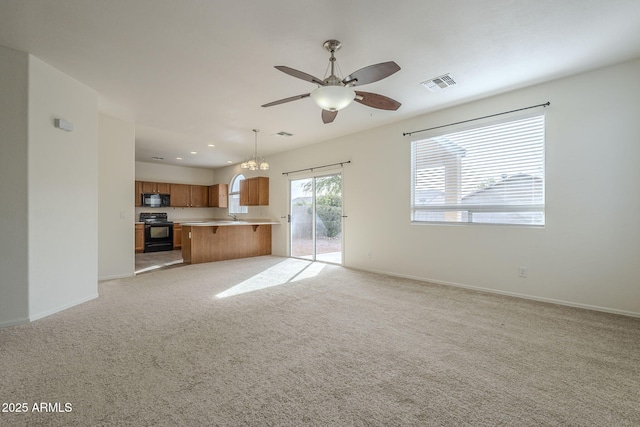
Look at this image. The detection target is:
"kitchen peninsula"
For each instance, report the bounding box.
[180,219,279,264]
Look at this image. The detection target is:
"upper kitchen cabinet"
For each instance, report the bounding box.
[135,181,142,207]
[170,184,189,206]
[170,184,209,207]
[208,184,228,208]
[190,185,209,207]
[240,177,269,206]
[141,181,170,193]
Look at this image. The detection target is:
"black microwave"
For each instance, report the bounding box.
[142,193,170,208]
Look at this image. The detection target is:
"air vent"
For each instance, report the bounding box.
[276,131,294,137]
[421,73,457,92]
[151,156,164,161]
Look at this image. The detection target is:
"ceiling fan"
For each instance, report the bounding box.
[261,39,401,124]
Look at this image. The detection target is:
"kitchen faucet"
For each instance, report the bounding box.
[229,213,237,221]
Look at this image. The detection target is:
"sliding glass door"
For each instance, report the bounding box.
[290,173,343,264]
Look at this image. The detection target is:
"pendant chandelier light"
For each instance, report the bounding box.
[241,129,269,171]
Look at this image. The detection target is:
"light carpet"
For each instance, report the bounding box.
[1,256,639,426]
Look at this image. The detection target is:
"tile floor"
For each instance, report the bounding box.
[135,249,184,274]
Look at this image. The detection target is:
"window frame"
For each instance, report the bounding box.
[410,111,546,226]
[228,174,248,214]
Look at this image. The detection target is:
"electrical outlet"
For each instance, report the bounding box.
[367,250,373,259]
[518,267,528,278]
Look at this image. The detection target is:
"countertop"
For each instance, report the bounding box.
[136,218,281,225]
[179,219,280,226]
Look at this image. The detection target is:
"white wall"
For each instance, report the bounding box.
[135,161,214,185]
[0,46,29,327]
[220,58,640,317]
[27,55,99,321]
[99,114,135,280]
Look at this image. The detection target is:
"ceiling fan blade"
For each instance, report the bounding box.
[261,93,310,108]
[343,61,401,86]
[322,110,338,124]
[354,91,401,111]
[275,66,325,86]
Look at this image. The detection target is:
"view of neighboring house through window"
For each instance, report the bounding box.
[411,113,545,225]
[229,174,248,214]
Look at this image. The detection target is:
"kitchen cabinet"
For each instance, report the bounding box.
[170,184,189,207]
[239,177,269,206]
[173,224,182,249]
[208,184,228,207]
[135,179,216,208]
[135,181,142,207]
[142,181,170,194]
[190,185,209,207]
[135,224,144,253]
[170,184,209,207]
[182,223,272,264]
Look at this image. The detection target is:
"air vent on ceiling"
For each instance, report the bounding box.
[276,131,294,137]
[421,73,457,92]
[151,156,164,160]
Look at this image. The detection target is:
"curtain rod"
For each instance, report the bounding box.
[402,101,550,137]
[282,160,351,176]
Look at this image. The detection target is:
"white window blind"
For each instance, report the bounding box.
[411,113,545,225]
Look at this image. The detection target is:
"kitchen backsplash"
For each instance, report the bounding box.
[134,206,268,222]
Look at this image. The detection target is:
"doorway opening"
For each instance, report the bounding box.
[289,173,343,264]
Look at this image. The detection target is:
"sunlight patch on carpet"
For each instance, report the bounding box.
[215,258,324,298]
[135,259,183,275]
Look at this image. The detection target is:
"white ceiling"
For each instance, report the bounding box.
[2,0,640,168]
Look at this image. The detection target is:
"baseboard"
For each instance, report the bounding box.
[0,317,30,329]
[99,272,135,281]
[350,266,640,319]
[29,292,100,322]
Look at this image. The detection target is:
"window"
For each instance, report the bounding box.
[229,174,248,214]
[411,113,545,225]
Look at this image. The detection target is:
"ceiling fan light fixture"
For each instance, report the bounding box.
[310,85,355,111]
[262,39,401,123]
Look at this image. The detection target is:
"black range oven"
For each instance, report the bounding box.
[140,213,174,253]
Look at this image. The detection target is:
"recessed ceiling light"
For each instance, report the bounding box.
[176,157,183,160]
[190,151,197,154]
[208,144,215,147]
[226,160,233,164]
